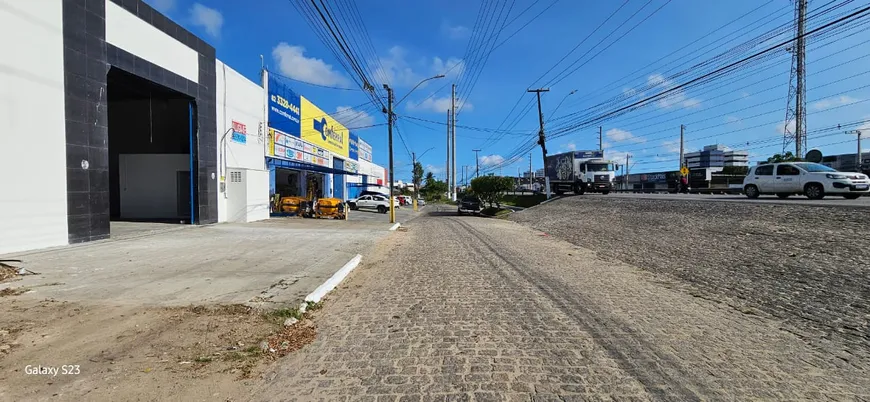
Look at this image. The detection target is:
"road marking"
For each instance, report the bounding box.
[389,223,401,231]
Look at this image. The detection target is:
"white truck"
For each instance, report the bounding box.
[545,150,618,195]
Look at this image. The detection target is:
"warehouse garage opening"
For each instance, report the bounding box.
[107,67,195,227]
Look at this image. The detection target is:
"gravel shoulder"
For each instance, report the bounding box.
[510,195,870,364]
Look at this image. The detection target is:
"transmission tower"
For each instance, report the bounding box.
[782,0,808,157]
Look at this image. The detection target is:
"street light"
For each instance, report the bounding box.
[550,89,577,121]
[396,74,446,107]
[384,75,446,223]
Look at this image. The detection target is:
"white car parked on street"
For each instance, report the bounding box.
[743,162,869,200]
[347,194,398,214]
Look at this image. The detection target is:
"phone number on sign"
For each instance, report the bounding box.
[24,365,80,376]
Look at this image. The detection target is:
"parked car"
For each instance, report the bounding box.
[743,162,869,200]
[348,194,398,213]
[417,198,426,207]
[458,195,483,215]
[359,190,389,199]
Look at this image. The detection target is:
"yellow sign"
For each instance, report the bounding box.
[300,96,349,158]
[680,166,689,176]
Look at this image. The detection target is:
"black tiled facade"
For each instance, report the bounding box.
[62,0,217,243]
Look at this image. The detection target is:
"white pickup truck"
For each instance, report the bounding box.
[743,162,869,199]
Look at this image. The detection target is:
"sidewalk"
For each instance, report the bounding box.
[1,218,401,308]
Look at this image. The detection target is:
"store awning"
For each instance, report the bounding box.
[267,157,360,176]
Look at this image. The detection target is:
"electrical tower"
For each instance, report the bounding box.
[782,0,808,157]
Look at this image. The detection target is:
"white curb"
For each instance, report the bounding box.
[300,254,362,312]
[389,223,401,231]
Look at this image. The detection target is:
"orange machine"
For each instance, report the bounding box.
[279,196,307,216]
[314,198,346,219]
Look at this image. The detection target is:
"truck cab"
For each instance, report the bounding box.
[575,159,616,194]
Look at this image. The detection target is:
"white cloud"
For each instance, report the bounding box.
[406,96,473,113]
[776,119,796,135]
[334,106,375,129]
[608,150,632,167]
[272,43,349,87]
[606,128,645,144]
[371,46,421,88]
[425,164,443,174]
[660,140,681,154]
[561,142,576,151]
[148,0,175,13]
[431,56,465,80]
[647,73,701,109]
[858,115,870,131]
[812,95,860,111]
[441,21,470,39]
[480,155,505,167]
[189,3,223,38]
[741,91,751,99]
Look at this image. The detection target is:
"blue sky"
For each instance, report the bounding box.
[147,0,870,179]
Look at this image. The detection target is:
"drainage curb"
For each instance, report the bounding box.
[299,254,363,313]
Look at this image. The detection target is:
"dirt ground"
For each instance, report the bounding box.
[0,295,318,402]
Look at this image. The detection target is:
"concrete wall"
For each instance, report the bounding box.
[0,0,69,254]
[104,0,198,83]
[118,154,189,219]
[216,60,268,222]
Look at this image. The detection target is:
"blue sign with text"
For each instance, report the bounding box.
[348,132,359,161]
[267,73,301,137]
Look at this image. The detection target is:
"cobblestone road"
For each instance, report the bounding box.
[251,206,870,401]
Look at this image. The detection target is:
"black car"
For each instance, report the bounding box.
[458,195,482,215]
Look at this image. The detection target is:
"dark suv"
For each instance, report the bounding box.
[458,195,482,215]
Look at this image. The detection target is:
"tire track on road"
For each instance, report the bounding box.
[445,217,709,401]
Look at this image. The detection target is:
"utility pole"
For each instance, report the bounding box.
[625,153,632,191]
[528,88,550,195]
[599,126,603,151]
[383,84,396,223]
[679,124,685,172]
[846,130,863,170]
[446,109,451,198]
[451,84,457,201]
[412,151,418,212]
[472,149,481,178]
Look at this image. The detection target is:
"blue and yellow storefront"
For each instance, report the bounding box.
[265,71,363,214]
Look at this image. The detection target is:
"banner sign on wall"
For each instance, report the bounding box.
[270,128,331,168]
[300,96,349,158]
[231,121,247,144]
[358,138,372,162]
[345,160,359,174]
[267,73,302,137]
[349,132,359,161]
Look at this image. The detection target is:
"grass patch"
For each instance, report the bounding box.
[194,356,213,363]
[500,194,548,208]
[305,301,324,312]
[263,306,303,325]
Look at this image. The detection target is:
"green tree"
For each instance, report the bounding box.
[412,162,424,198]
[766,151,800,163]
[470,175,514,208]
[421,172,448,200]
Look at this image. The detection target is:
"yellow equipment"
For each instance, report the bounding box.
[279,196,307,215]
[314,198,346,219]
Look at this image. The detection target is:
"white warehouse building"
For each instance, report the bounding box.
[0,0,385,255]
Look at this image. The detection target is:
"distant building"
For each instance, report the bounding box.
[820,151,870,173]
[684,144,749,168]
